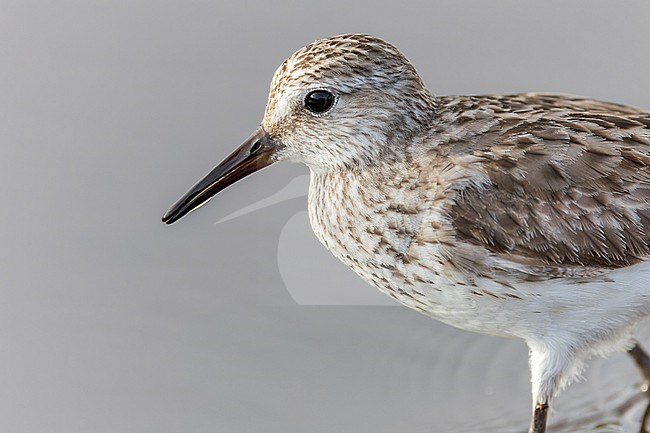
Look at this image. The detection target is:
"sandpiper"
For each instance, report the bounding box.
[162,34,650,433]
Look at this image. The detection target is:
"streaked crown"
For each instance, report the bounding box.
[263,34,435,171]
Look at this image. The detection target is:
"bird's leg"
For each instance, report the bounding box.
[529,401,549,433]
[627,344,650,433]
[640,402,650,433]
[527,343,565,433]
[629,343,650,392]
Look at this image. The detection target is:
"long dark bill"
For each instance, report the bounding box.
[162,127,276,225]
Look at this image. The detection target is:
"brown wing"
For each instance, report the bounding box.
[447,93,650,268]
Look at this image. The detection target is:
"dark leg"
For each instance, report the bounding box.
[529,402,549,433]
[628,344,650,433]
[629,344,650,391]
[641,402,650,433]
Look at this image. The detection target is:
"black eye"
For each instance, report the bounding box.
[305,90,335,114]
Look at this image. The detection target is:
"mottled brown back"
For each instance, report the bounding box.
[445,93,650,268]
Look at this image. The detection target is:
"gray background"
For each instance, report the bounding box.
[3,1,650,432]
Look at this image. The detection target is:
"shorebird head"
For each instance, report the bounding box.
[163,34,434,224]
[262,33,434,171]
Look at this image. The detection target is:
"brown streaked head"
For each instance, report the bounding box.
[162,34,435,224]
